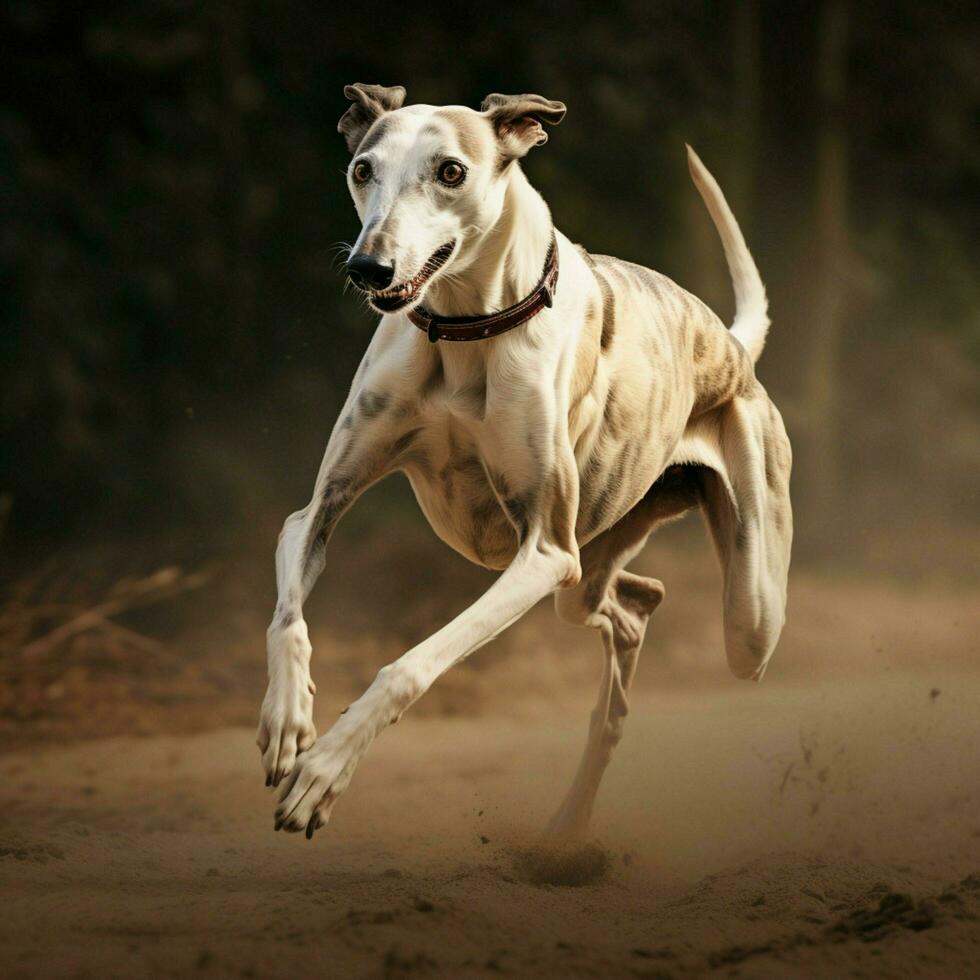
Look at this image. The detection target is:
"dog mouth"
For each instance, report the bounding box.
[367,242,456,313]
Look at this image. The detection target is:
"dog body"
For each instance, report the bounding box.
[258,87,792,838]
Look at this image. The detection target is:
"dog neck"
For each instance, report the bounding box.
[423,166,554,318]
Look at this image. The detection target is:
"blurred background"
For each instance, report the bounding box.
[1,0,977,743]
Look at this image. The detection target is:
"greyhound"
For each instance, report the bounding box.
[258,84,792,839]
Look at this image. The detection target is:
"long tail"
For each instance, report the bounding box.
[686,144,770,363]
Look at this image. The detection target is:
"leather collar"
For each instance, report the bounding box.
[407,234,559,343]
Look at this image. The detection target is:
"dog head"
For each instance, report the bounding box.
[338,84,565,314]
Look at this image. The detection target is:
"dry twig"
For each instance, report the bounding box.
[15,565,212,660]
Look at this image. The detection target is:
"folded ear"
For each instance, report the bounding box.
[480,93,566,159]
[338,83,407,154]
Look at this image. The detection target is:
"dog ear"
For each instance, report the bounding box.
[338,83,407,154]
[480,93,566,159]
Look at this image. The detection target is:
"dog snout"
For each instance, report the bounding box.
[347,253,395,291]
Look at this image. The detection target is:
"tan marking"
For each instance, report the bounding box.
[357,115,397,155]
[434,109,492,164]
[569,301,601,408]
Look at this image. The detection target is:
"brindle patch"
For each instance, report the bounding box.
[469,494,506,564]
[485,467,510,498]
[503,494,532,544]
[454,380,487,419]
[439,451,487,507]
[570,306,601,414]
[602,386,623,438]
[522,426,545,474]
[764,432,779,489]
[594,258,727,368]
[403,450,434,479]
[580,439,612,533]
[358,390,390,419]
[303,484,351,568]
[453,454,485,477]
[484,468,535,546]
[735,520,750,551]
[546,469,578,552]
[275,604,297,629]
[691,336,755,416]
[766,402,792,484]
[594,271,617,351]
[586,432,645,531]
[627,264,663,301]
[438,463,455,503]
[389,427,422,457]
[356,116,396,155]
[584,577,604,612]
[321,475,354,502]
[595,440,640,531]
[433,109,491,164]
[588,485,614,533]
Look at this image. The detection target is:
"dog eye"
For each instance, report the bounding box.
[437,160,466,187]
[352,160,372,185]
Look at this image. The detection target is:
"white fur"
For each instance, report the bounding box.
[257,99,792,838]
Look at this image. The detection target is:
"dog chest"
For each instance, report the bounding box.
[401,411,519,571]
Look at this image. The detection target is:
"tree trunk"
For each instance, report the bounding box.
[684,1,763,335]
[805,0,849,552]
[732,0,762,235]
[216,1,258,375]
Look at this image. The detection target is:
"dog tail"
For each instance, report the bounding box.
[686,144,770,363]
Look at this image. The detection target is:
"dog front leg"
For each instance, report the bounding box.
[274,459,582,837]
[258,386,407,787]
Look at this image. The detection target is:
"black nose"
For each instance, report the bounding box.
[347,253,395,291]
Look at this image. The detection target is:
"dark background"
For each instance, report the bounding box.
[3,0,978,567]
[0,0,978,736]
[2,8,980,976]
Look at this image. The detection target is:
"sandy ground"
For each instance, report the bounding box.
[2,667,979,979]
[3,528,978,978]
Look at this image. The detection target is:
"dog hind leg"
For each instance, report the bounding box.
[549,569,663,838]
[696,391,793,681]
[547,469,699,837]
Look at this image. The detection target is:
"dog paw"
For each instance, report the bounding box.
[273,723,366,838]
[257,624,318,787]
[257,680,317,788]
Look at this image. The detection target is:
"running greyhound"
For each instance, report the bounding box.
[258,84,793,839]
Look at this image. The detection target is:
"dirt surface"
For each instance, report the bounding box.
[3,668,979,979]
[3,530,978,977]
